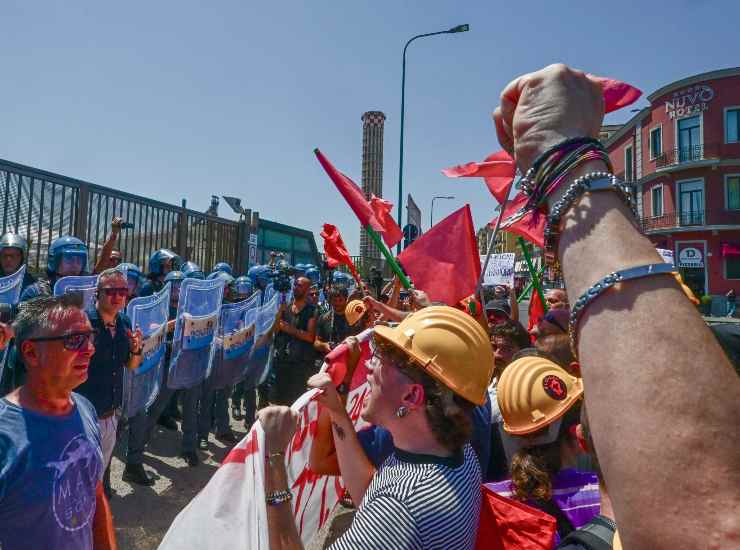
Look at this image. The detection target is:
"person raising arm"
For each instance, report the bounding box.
[493,63,739,549]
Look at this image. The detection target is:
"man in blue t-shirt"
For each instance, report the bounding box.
[0,294,114,550]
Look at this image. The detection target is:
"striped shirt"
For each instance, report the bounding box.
[330,444,482,550]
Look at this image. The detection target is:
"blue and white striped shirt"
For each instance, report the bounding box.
[330,444,482,550]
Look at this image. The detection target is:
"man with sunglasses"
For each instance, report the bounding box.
[76,268,143,493]
[0,294,116,550]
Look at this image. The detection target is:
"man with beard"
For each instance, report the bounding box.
[269,276,317,405]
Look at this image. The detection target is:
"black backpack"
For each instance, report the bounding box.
[557,515,617,550]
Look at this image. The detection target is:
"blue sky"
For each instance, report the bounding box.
[2,1,739,254]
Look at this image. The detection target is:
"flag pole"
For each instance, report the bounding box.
[364,225,412,290]
[517,236,548,314]
[476,182,514,307]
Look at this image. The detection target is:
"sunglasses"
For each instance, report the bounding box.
[29,330,97,351]
[542,311,567,333]
[100,287,129,298]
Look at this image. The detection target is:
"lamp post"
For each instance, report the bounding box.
[430,195,455,228]
[396,24,470,253]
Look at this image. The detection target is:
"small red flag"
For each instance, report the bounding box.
[527,287,546,343]
[442,150,516,204]
[443,76,641,202]
[315,149,382,232]
[490,192,547,248]
[398,205,480,306]
[370,195,403,248]
[475,486,556,550]
[320,224,360,284]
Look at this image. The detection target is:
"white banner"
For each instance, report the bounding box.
[481,253,516,287]
[656,248,675,267]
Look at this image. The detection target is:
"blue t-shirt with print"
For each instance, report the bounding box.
[0,393,103,550]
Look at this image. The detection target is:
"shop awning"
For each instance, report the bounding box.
[720,242,740,257]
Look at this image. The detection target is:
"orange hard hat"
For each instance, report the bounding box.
[373,305,493,405]
[345,300,368,326]
[497,355,583,435]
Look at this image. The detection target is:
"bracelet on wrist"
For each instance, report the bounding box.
[569,262,676,357]
[266,489,292,506]
[544,173,636,269]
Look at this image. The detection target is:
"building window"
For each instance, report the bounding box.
[625,145,633,182]
[727,175,740,210]
[650,127,662,159]
[651,185,663,217]
[727,257,740,280]
[679,180,704,225]
[677,115,701,162]
[726,108,740,143]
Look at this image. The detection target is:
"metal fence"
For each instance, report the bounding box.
[0,158,246,275]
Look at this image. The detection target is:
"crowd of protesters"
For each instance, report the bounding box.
[1,63,739,550]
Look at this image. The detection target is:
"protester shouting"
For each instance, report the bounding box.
[0,294,116,550]
[493,63,738,547]
[260,305,493,549]
[75,268,143,494]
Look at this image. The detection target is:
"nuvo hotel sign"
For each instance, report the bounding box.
[665,84,715,119]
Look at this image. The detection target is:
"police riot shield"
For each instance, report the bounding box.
[122,283,171,418]
[0,265,26,306]
[0,266,27,387]
[167,277,225,389]
[53,275,99,312]
[207,292,260,390]
[262,283,276,304]
[244,293,280,389]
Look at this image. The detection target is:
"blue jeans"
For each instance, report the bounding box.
[729,303,737,318]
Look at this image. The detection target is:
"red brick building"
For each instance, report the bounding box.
[604,67,740,300]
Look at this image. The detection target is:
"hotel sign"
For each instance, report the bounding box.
[665,84,714,119]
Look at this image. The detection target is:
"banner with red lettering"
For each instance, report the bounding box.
[158,329,374,549]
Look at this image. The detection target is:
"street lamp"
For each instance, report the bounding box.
[396,24,470,253]
[430,195,455,228]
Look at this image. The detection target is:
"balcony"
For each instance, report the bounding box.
[639,209,740,233]
[653,143,720,169]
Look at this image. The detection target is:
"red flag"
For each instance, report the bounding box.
[314,149,382,232]
[398,205,480,306]
[442,150,516,204]
[320,224,360,283]
[369,195,403,248]
[475,486,556,550]
[443,77,641,200]
[527,287,546,343]
[490,192,547,248]
[588,75,642,114]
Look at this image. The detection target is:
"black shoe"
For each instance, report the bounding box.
[216,431,238,444]
[122,463,155,486]
[180,451,199,467]
[197,438,209,450]
[231,406,242,420]
[157,416,178,431]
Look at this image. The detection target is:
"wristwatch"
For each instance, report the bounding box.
[336,382,350,395]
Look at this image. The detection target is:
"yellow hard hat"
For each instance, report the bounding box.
[497,356,583,435]
[373,305,493,405]
[345,300,368,326]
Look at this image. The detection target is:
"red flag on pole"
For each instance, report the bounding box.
[320,224,360,284]
[443,76,640,202]
[369,195,403,248]
[527,286,546,342]
[442,150,516,204]
[314,149,382,231]
[398,205,480,306]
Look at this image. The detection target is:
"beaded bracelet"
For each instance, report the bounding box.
[266,489,293,506]
[569,263,677,356]
[544,173,637,266]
